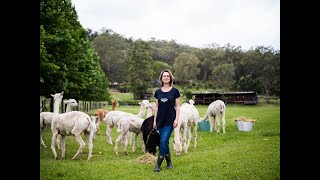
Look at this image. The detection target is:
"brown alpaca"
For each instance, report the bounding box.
[94,100,119,134]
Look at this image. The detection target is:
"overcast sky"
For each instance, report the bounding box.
[71,0,280,51]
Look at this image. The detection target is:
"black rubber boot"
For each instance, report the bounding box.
[165,154,172,169]
[154,155,164,172]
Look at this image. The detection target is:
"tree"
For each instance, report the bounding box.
[173,52,200,84]
[92,30,131,83]
[40,0,110,102]
[128,40,154,99]
[210,63,235,91]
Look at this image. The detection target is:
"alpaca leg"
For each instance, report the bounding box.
[173,125,182,156]
[56,134,62,149]
[40,126,47,148]
[128,132,133,146]
[132,133,138,153]
[140,133,145,153]
[193,124,198,149]
[71,134,86,160]
[85,131,93,160]
[114,131,126,156]
[51,131,59,160]
[182,125,187,152]
[185,127,192,153]
[122,132,129,155]
[124,132,130,147]
[183,126,188,153]
[216,114,221,133]
[208,115,213,132]
[222,111,226,133]
[61,135,66,160]
[96,120,100,134]
[106,123,113,144]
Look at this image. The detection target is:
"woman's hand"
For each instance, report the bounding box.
[153,121,157,129]
[173,119,178,128]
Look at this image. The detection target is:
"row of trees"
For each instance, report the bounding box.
[89,29,280,97]
[40,0,280,102]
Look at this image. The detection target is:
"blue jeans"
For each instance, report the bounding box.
[157,125,173,156]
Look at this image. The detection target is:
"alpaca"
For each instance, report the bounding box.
[173,99,200,156]
[94,100,119,134]
[180,100,200,153]
[40,98,78,148]
[140,116,157,155]
[198,100,226,133]
[140,102,157,154]
[128,101,156,146]
[114,116,145,156]
[104,100,149,145]
[114,102,156,155]
[50,92,97,161]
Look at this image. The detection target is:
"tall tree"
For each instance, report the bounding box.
[128,40,154,99]
[210,63,236,90]
[173,52,200,84]
[40,0,110,101]
[92,30,131,83]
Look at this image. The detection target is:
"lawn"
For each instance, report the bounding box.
[40,103,280,179]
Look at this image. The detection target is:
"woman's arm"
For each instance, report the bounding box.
[173,97,180,128]
[153,99,158,129]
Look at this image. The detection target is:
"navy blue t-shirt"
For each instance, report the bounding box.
[154,87,180,127]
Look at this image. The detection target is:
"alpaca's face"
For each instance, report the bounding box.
[66,99,78,107]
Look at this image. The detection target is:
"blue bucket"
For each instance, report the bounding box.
[198,121,210,131]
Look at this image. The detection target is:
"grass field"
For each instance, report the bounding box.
[40,102,280,179]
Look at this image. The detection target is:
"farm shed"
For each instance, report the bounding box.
[192,91,258,105]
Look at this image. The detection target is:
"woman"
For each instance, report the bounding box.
[153,69,180,172]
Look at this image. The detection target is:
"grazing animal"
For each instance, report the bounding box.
[50,92,97,161]
[94,100,119,134]
[173,99,200,156]
[114,116,145,156]
[40,98,78,148]
[198,100,226,133]
[141,115,157,155]
[104,100,149,145]
[140,102,157,155]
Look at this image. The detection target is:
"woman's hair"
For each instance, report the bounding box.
[159,69,173,86]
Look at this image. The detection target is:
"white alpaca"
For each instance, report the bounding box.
[50,92,97,161]
[127,102,156,146]
[40,98,78,148]
[114,116,145,156]
[115,101,156,155]
[173,111,188,156]
[94,100,119,134]
[146,102,156,118]
[173,99,200,156]
[198,100,226,133]
[104,100,149,145]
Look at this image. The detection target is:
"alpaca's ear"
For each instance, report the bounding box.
[61,91,64,95]
[139,102,141,105]
[51,94,54,97]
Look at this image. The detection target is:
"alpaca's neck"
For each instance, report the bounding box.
[146,107,153,118]
[136,106,146,118]
[66,105,72,112]
[53,99,62,114]
[112,105,116,110]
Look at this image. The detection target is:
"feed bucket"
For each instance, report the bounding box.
[198,121,210,131]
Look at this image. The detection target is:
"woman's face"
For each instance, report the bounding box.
[162,72,171,84]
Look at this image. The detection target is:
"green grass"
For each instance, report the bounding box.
[40,103,279,179]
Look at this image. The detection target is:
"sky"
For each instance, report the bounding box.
[71,0,280,51]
